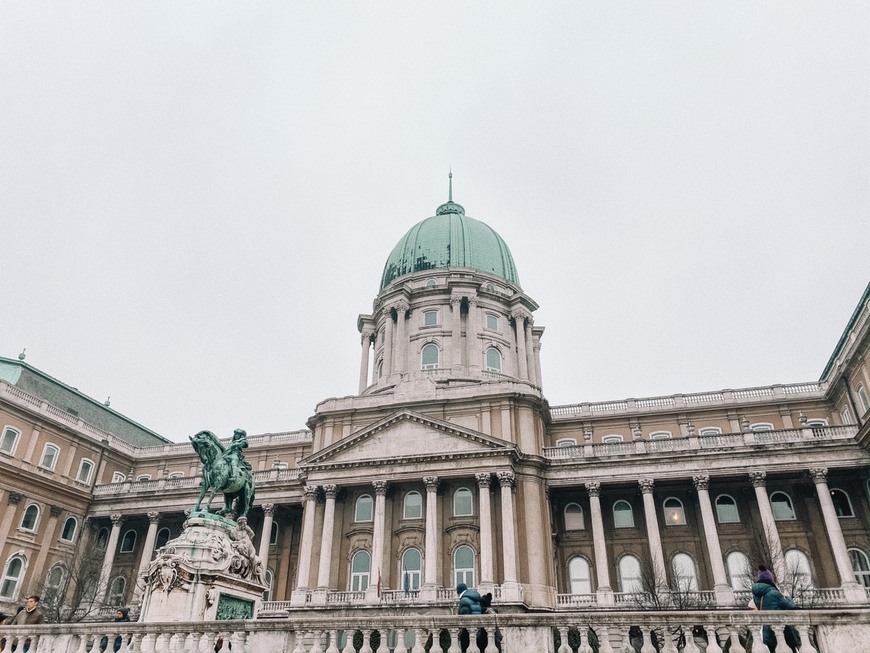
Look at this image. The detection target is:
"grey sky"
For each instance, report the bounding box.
[1,3,867,442]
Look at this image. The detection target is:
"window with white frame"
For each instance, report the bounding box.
[270,522,279,545]
[485,283,495,292]
[770,492,796,520]
[726,551,753,590]
[401,548,422,591]
[831,489,854,517]
[355,495,374,522]
[111,472,126,483]
[108,576,126,606]
[671,553,699,591]
[841,405,852,424]
[422,310,438,327]
[168,472,184,479]
[715,494,740,523]
[485,347,502,372]
[750,423,774,432]
[350,550,371,592]
[602,435,624,444]
[421,343,439,369]
[650,431,671,440]
[568,557,592,594]
[805,418,828,427]
[39,443,59,470]
[45,564,66,603]
[618,555,642,593]
[156,528,171,549]
[698,427,722,436]
[76,458,95,484]
[403,491,423,519]
[663,497,686,526]
[60,517,78,542]
[485,314,499,331]
[20,504,39,531]
[564,503,584,531]
[263,569,274,601]
[613,500,634,528]
[453,488,473,516]
[136,475,151,481]
[0,427,20,455]
[857,385,870,415]
[783,549,814,593]
[376,359,383,379]
[453,545,475,587]
[556,438,577,447]
[0,555,26,599]
[120,529,137,553]
[849,549,870,587]
[425,278,437,288]
[96,527,109,550]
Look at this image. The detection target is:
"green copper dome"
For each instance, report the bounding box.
[380,199,520,290]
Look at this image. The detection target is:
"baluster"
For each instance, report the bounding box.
[796,624,818,653]
[447,628,462,653]
[292,632,306,653]
[340,630,355,653]
[726,627,747,653]
[309,630,323,653]
[232,630,247,653]
[484,629,499,653]
[578,626,594,653]
[683,627,702,653]
[359,630,373,653]
[410,628,426,653]
[139,632,156,653]
[703,624,723,653]
[775,625,791,653]
[169,631,183,653]
[466,624,480,653]
[640,628,657,653]
[750,627,768,653]
[598,626,615,653]
[325,630,341,653]
[216,632,232,653]
[660,626,678,653]
[126,632,142,653]
[200,631,216,653]
[153,633,168,652]
[393,629,408,653]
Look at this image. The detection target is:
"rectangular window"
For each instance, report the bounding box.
[485,314,499,331]
[0,428,19,455]
[76,459,94,484]
[39,445,59,470]
[423,310,438,326]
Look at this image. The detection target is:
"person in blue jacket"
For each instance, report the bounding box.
[751,567,798,652]
[456,583,500,651]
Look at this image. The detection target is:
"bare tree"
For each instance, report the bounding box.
[37,546,107,623]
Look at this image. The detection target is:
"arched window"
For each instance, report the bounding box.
[61,517,78,542]
[355,495,374,522]
[136,475,151,482]
[831,489,854,517]
[453,488,473,516]
[613,500,634,528]
[618,555,642,593]
[0,555,26,599]
[155,528,171,549]
[485,314,499,331]
[76,458,95,484]
[108,576,126,606]
[485,347,502,372]
[805,418,828,427]
[770,492,796,520]
[849,549,870,587]
[857,385,870,415]
[485,283,495,292]
[120,529,137,553]
[841,405,852,424]
[663,498,686,526]
[39,443,59,470]
[726,551,753,590]
[564,503,584,531]
[602,435,624,444]
[350,550,371,592]
[167,472,184,479]
[111,472,126,483]
[270,522,279,545]
[698,427,722,436]
[749,423,775,432]
[422,310,438,327]
[649,431,671,440]
[425,278,437,288]
[263,569,274,601]
[0,427,20,455]
[45,564,66,602]
[453,545,476,587]
[568,557,592,594]
[97,527,110,550]
[671,553,699,591]
[20,504,39,531]
[376,359,383,379]
[403,491,423,519]
[715,495,740,523]
[401,548,422,591]
[556,438,576,447]
[421,343,440,370]
[783,549,814,593]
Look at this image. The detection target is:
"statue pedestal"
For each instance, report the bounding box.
[139,512,266,623]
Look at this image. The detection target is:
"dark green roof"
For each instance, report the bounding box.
[380,201,520,290]
[819,281,870,381]
[0,357,171,447]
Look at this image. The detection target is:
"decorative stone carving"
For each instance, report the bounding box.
[50,505,62,518]
[303,485,318,501]
[147,511,161,524]
[638,478,655,494]
[261,504,275,516]
[475,473,492,488]
[809,467,828,483]
[692,475,710,491]
[322,485,338,500]
[423,476,439,492]
[584,482,601,497]
[372,480,388,496]
[749,471,767,487]
[189,429,254,518]
[497,471,516,489]
[110,513,124,526]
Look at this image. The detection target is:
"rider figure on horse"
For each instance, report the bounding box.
[224,429,253,482]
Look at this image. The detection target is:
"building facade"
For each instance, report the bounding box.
[1,194,869,626]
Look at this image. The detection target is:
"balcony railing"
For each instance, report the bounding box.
[92,468,302,497]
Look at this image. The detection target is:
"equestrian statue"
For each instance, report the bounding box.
[190,428,255,518]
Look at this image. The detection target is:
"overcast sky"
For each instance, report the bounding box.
[1,3,867,443]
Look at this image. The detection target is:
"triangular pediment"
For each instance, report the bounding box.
[302,410,514,468]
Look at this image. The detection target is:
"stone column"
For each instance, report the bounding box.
[749,471,785,582]
[476,473,494,589]
[32,505,62,588]
[809,468,866,602]
[258,504,276,566]
[533,340,543,388]
[0,492,24,559]
[692,475,734,605]
[394,302,408,375]
[316,488,338,589]
[421,476,440,600]
[466,297,480,372]
[497,471,521,600]
[133,511,161,603]
[383,309,395,377]
[358,330,373,393]
[513,313,528,380]
[638,479,668,592]
[524,318,537,385]
[451,297,463,368]
[366,480,389,601]
[585,482,613,605]
[291,485,319,604]
[98,513,124,602]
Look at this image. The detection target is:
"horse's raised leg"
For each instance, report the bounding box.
[194,481,208,512]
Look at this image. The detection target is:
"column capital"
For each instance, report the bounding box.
[110,513,124,526]
[692,475,710,491]
[497,471,516,489]
[392,300,409,314]
[319,485,336,500]
[303,485,319,501]
[147,511,161,524]
[510,311,528,323]
[475,473,492,489]
[7,492,24,506]
[809,467,828,483]
[50,505,63,519]
[584,481,601,497]
[372,480,389,496]
[467,296,478,307]
[261,503,275,516]
[638,478,655,494]
[450,296,464,306]
[361,329,375,341]
[525,315,535,327]
[423,476,439,491]
[749,471,767,487]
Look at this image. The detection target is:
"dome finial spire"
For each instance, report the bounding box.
[448,167,453,201]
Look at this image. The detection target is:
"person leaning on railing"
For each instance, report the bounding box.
[751,567,800,652]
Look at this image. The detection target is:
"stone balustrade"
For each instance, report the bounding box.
[0,609,866,652]
[93,468,302,497]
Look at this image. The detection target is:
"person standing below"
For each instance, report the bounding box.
[751,568,797,652]
[10,596,45,652]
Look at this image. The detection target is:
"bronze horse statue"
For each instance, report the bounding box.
[190,430,255,518]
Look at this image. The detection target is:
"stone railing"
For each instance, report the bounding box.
[549,381,826,419]
[92,468,302,497]
[542,425,859,462]
[0,609,866,652]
